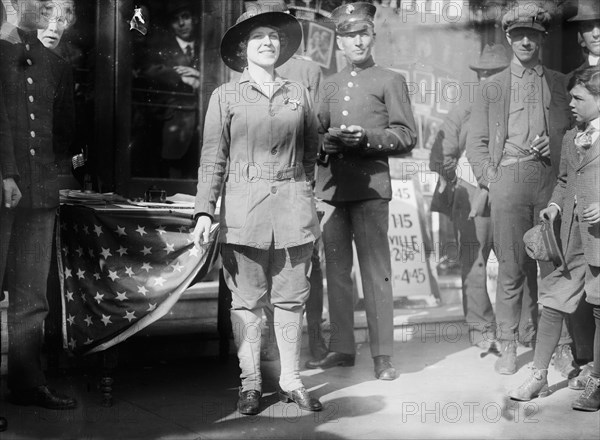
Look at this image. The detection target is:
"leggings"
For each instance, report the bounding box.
[534,304,600,379]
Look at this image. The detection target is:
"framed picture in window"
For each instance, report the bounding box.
[306,22,334,69]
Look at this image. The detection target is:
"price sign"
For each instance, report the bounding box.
[388,178,438,298]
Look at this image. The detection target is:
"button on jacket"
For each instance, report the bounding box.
[0,29,75,209]
[315,57,417,202]
[194,69,321,249]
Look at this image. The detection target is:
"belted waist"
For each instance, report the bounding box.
[242,163,305,181]
[499,154,538,167]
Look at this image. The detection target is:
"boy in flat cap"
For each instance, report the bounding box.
[306,2,417,380]
[467,2,572,375]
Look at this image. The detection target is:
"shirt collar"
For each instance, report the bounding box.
[510,62,543,78]
[16,27,39,45]
[175,36,193,53]
[239,68,288,93]
[588,54,599,67]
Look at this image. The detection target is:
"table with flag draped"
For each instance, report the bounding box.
[56,204,219,356]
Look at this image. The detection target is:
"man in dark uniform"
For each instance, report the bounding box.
[566,0,600,390]
[0,0,76,409]
[467,3,572,375]
[142,0,200,178]
[0,3,12,430]
[306,2,417,380]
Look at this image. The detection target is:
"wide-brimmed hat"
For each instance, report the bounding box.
[469,44,510,72]
[568,0,600,22]
[220,6,302,72]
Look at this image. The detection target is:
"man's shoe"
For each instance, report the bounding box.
[278,387,322,411]
[9,385,77,410]
[508,368,548,401]
[305,351,355,369]
[237,389,261,415]
[572,376,600,412]
[569,362,594,390]
[374,355,397,380]
[0,416,7,432]
[552,344,579,379]
[495,341,518,375]
[309,337,329,361]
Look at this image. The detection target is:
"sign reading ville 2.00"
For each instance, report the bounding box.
[388,178,437,298]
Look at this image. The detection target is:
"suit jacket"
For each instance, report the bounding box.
[0,80,15,179]
[142,35,200,160]
[0,31,75,209]
[466,65,572,187]
[315,57,417,202]
[549,127,600,267]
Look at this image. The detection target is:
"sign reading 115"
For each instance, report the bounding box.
[390,213,413,229]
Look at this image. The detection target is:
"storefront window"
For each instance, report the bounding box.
[129,0,221,180]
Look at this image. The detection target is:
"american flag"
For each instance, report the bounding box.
[57,205,219,355]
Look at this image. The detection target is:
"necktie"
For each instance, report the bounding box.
[574,125,596,162]
[185,45,193,60]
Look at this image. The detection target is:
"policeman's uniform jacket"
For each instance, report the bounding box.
[315,57,417,202]
[0,28,75,209]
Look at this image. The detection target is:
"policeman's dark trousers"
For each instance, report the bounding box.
[321,199,394,357]
[490,160,571,345]
[0,207,56,391]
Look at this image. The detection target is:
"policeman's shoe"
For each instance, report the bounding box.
[551,344,579,378]
[0,416,6,432]
[374,355,397,380]
[278,387,322,411]
[508,368,548,401]
[9,385,77,410]
[260,342,280,362]
[569,362,594,390]
[309,336,329,361]
[572,376,600,412]
[495,341,518,375]
[305,351,355,369]
[237,389,261,415]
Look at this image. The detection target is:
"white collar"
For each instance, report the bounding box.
[175,36,193,54]
[588,54,599,67]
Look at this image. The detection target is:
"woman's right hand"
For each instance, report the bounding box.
[192,215,212,247]
[540,205,559,223]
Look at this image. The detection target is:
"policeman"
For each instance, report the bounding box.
[306,2,417,380]
[0,0,77,409]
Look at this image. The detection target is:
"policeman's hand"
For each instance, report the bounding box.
[323,134,345,154]
[192,215,212,247]
[530,135,550,158]
[540,205,559,223]
[337,125,365,147]
[2,178,22,209]
[174,66,200,78]
[582,202,600,225]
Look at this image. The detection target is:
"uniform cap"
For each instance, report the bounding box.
[330,2,376,35]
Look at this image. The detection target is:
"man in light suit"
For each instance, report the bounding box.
[467,3,572,375]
